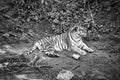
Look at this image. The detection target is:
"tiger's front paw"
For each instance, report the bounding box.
[80,50,87,55]
[87,48,94,53]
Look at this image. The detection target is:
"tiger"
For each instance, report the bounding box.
[24,25,94,65]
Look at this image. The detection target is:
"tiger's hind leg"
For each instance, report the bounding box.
[44,49,59,57]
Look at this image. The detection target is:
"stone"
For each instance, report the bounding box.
[0,49,6,54]
[72,54,80,60]
[56,70,74,80]
[15,74,43,80]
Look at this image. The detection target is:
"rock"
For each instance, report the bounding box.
[29,79,43,80]
[15,74,28,79]
[15,74,43,80]
[0,62,9,68]
[3,45,11,49]
[72,54,80,60]
[56,70,74,80]
[3,45,17,53]
[0,64,3,68]
[0,49,6,54]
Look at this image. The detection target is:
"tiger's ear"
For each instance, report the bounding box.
[69,26,79,32]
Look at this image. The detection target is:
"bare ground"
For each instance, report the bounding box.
[0,41,120,80]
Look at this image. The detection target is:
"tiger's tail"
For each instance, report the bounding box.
[24,50,33,57]
[23,41,41,57]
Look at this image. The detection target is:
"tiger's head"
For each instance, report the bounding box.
[69,25,87,39]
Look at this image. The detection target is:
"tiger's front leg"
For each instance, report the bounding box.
[71,46,87,55]
[82,43,94,53]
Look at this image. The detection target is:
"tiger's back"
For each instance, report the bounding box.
[31,32,70,53]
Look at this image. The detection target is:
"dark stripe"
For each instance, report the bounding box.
[70,33,77,43]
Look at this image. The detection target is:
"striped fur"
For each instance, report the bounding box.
[26,33,69,56]
[24,26,94,65]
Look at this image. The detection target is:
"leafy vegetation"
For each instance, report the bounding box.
[0,0,120,43]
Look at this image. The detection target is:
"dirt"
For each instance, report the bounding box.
[0,41,120,80]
